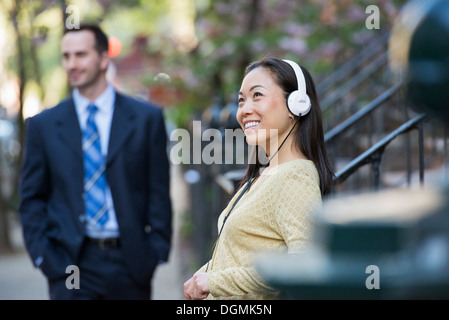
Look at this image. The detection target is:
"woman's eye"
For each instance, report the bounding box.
[238,97,245,104]
[253,92,262,98]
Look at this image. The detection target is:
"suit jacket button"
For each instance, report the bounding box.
[144,225,151,233]
[79,215,86,223]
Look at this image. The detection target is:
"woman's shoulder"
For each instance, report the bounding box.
[271,159,319,184]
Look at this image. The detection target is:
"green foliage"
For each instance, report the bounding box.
[2,0,408,126]
[165,0,408,129]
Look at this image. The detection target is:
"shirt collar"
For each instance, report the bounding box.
[72,82,116,115]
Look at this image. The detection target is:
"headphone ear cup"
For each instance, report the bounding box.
[287,90,311,116]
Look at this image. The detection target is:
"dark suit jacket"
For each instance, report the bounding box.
[19,91,172,285]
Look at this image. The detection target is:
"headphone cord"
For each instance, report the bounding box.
[263,116,301,168]
[205,171,253,272]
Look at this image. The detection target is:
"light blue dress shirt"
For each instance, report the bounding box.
[73,83,120,238]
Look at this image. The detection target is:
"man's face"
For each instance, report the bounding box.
[61,30,109,89]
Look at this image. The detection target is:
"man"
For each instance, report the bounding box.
[19,24,172,299]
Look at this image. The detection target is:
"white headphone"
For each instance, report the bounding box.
[283,59,311,117]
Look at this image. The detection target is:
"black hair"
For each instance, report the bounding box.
[239,57,335,196]
[63,23,109,54]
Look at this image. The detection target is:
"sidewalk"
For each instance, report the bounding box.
[0,164,192,300]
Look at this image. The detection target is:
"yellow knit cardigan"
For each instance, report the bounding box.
[197,159,322,300]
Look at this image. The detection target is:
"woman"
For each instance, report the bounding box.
[184,57,334,300]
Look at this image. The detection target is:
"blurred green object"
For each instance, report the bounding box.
[256,187,449,299]
[389,0,449,122]
[256,0,449,299]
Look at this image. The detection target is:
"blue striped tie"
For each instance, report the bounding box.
[83,104,109,228]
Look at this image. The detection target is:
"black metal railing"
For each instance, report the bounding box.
[317,32,390,98]
[324,82,403,143]
[318,31,392,134]
[320,51,389,113]
[317,26,446,193]
[333,113,429,190]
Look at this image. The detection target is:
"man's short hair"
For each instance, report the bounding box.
[64,23,109,54]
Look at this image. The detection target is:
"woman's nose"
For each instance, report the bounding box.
[240,100,255,115]
[237,102,253,123]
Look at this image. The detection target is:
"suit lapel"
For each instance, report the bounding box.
[55,98,83,164]
[107,93,136,166]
